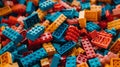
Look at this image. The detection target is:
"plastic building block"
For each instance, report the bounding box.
[81,2,90,10]
[105,28,117,36]
[45,13,67,33]
[40,58,50,67]
[81,37,96,59]
[86,22,100,32]
[2,62,19,67]
[39,0,55,11]
[98,0,111,4]
[36,8,47,21]
[26,1,35,14]
[17,0,25,4]
[2,27,23,43]
[65,25,80,42]
[43,42,56,56]
[65,56,76,67]
[0,52,12,65]
[107,19,120,30]
[67,18,79,25]
[58,41,76,55]
[77,54,87,64]
[0,41,16,54]
[12,4,26,15]
[85,10,99,22]
[23,12,40,29]
[32,64,40,67]
[88,58,101,67]
[59,1,72,9]
[0,6,12,16]
[110,58,120,67]
[53,3,64,11]
[77,62,89,67]
[27,25,45,41]
[50,54,61,67]
[91,31,112,49]
[16,44,28,54]
[71,0,80,7]
[48,12,62,22]
[61,9,76,19]
[79,18,86,28]
[19,48,47,67]
[110,38,120,53]
[41,20,50,28]
[113,0,120,4]
[52,43,60,52]
[52,23,68,39]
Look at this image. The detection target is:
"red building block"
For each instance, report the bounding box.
[77,54,87,64]
[53,3,64,11]
[81,37,96,59]
[65,25,79,42]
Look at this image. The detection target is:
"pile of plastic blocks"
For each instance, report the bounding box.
[1,0,120,67]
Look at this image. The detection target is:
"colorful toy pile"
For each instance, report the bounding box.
[1,0,120,67]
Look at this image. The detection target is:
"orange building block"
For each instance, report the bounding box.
[105,64,110,67]
[43,42,56,56]
[77,62,89,67]
[110,58,120,67]
[79,18,86,28]
[2,62,19,67]
[0,52,12,65]
[85,10,98,22]
[110,39,120,53]
[40,58,50,67]
[41,20,50,28]
[0,6,12,16]
[107,19,120,30]
[90,0,96,4]
[45,14,67,33]
[76,47,85,54]
[91,5,102,20]
[71,0,80,7]
[91,31,112,49]
[36,9,47,21]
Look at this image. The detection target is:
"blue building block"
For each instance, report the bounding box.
[65,56,76,67]
[113,33,120,41]
[96,49,109,56]
[61,9,76,19]
[17,44,28,54]
[17,0,26,4]
[39,0,55,11]
[50,54,61,67]
[105,28,117,36]
[52,36,67,43]
[27,25,45,41]
[12,51,22,62]
[52,43,61,52]
[113,0,120,4]
[46,12,62,22]
[88,58,101,67]
[52,23,68,39]
[81,2,90,10]
[74,11,79,18]
[23,12,40,29]
[32,64,41,67]
[19,48,47,67]
[39,0,46,3]
[58,41,76,55]
[0,41,16,54]
[26,1,35,14]
[86,22,100,32]
[0,0,3,7]
[2,27,23,43]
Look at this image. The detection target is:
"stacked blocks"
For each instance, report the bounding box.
[52,23,68,39]
[19,48,47,67]
[23,12,40,29]
[50,54,61,67]
[58,41,76,55]
[88,57,101,67]
[65,25,80,42]
[26,25,45,41]
[86,22,100,32]
[81,37,96,59]
[39,0,55,11]
[65,56,76,67]
[2,27,23,43]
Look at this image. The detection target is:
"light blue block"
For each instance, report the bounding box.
[66,56,76,67]
[88,58,101,67]
[26,1,35,14]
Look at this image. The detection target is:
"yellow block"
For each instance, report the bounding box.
[79,18,86,28]
[40,58,50,67]
[36,9,47,21]
[110,58,120,67]
[0,6,12,16]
